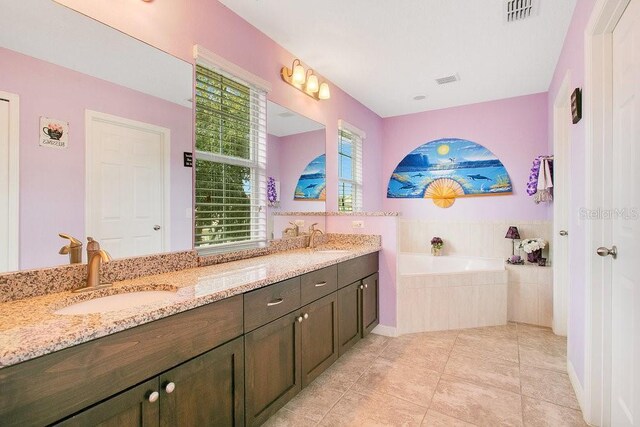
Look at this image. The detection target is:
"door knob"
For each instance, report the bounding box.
[164,382,176,394]
[153,225,161,231]
[559,230,568,236]
[148,391,160,403]
[597,246,617,259]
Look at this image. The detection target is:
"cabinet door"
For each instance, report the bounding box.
[362,272,380,337]
[55,378,160,427]
[245,312,302,427]
[159,337,244,427]
[337,281,362,355]
[301,293,339,387]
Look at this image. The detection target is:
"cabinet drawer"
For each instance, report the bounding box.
[300,265,337,305]
[244,277,301,332]
[337,252,379,288]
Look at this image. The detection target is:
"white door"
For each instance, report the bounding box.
[611,1,640,425]
[0,99,10,272]
[86,111,170,259]
[553,73,571,336]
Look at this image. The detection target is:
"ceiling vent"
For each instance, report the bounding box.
[435,74,460,85]
[505,0,538,23]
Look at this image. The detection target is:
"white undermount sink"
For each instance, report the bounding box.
[313,250,350,254]
[54,291,181,315]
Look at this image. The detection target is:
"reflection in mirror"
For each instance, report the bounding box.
[266,101,326,240]
[0,0,193,273]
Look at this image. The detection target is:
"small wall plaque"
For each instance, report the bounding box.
[571,88,582,124]
[183,152,193,167]
[40,117,68,149]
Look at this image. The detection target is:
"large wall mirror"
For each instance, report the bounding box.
[1,0,193,272]
[266,101,326,240]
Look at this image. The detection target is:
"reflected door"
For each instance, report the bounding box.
[86,111,170,259]
[611,1,640,425]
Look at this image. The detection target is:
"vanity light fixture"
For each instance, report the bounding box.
[281,59,331,101]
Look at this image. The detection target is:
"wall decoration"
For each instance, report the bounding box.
[294,154,326,201]
[387,138,512,208]
[40,117,69,149]
[571,88,582,124]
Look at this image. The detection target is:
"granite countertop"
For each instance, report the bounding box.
[0,244,380,368]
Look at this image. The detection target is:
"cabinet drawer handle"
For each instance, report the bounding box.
[267,298,284,307]
[314,282,327,287]
[164,382,176,394]
[148,391,159,403]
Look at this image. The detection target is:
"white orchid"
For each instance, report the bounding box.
[518,238,547,254]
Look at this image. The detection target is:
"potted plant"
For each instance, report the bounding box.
[519,238,547,263]
[430,237,444,256]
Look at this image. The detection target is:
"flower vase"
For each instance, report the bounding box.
[431,246,442,256]
[527,249,542,263]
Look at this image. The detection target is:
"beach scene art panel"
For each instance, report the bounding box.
[295,154,326,200]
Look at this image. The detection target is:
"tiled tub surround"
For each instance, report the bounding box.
[399,219,553,261]
[0,241,380,368]
[397,253,508,334]
[507,264,554,327]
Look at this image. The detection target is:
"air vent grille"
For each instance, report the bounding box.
[435,74,460,85]
[505,0,538,23]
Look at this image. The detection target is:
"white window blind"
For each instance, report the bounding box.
[194,64,267,253]
[338,123,363,212]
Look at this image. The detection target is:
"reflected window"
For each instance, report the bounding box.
[338,124,363,212]
[194,65,267,252]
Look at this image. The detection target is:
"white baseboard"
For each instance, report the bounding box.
[567,360,590,423]
[372,324,398,337]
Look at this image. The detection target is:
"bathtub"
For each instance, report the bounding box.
[397,253,508,334]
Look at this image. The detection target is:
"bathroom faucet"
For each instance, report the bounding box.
[58,233,83,264]
[308,223,324,249]
[283,221,300,238]
[73,237,112,293]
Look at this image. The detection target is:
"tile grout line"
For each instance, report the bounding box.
[517,322,526,427]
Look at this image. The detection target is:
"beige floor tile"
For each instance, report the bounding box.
[283,381,345,422]
[262,407,318,427]
[319,390,428,427]
[522,397,587,426]
[457,324,518,340]
[519,343,566,372]
[430,377,523,427]
[351,333,391,355]
[395,330,459,352]
[443,351,520,393]
[353,357,440,406]
[453,333,519,363]
[520,366,580,410]
[421,410,476,426]
[312,356,368,392]
[380,339,451,372]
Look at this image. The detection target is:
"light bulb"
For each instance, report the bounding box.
[292,64,305,85]
[318,83,331,100]
[306,74,319,93]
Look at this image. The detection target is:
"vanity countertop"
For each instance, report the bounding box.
[0,244,380,368]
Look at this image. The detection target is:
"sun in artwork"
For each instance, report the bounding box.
[437,144,450,156]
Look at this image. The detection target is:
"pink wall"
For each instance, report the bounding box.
[2,48,193,270]
[326,216,398,327]
[56,0,384,213]
[547,0,597,387]
[381,92,550,220]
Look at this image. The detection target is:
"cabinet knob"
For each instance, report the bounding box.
[148,391,160,403]
[364,284,368,288]
[297,316,303,323]
[164,382,176,394]
[303,313,309,319]
[359,285,364,290]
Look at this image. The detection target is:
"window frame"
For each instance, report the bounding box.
[338,120,365,212]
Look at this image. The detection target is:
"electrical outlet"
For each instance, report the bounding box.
[294,220,305,227]
[352,220,364,229]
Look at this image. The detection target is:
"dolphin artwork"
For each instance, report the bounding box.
[412,173,425,177]
[400,183,416,189]
[304,184,318,189]
[467,174,492,181]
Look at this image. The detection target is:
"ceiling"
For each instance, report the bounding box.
[267,101,325,137]
[219,0,576,117]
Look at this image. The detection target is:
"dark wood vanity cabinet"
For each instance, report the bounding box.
[300,292,339,387]
[362,272,380,337]
[56,337,245,427]
[337,281,362,355]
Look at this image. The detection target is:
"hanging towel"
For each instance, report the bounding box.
[534,158,554,203]
[526,157,542,196]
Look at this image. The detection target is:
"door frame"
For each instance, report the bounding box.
[0,90,20,272]
[552,71,571,337]
[584,0,631,424]
[85,110,171,253]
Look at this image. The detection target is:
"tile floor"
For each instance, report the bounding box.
[263,323,587,427]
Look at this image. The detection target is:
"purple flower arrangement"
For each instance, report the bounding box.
[526,157,542,196]
[267,177,278,206]
[430,237,444,250]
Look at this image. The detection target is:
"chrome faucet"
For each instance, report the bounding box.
[283,221,300,238]
[308,223,324,249]
[58,233,83,264]
[73,237,112,293]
